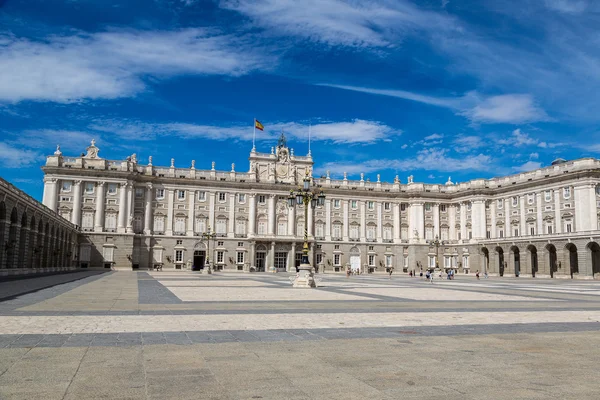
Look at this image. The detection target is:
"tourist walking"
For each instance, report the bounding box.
[476,270,480,280]
[388,266,394,279]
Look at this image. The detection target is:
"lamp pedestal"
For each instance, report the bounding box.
[202,264,212,274]
[293,264,316,288]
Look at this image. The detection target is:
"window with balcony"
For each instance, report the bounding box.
[237,251,244,264]
[174,217,186,234]
[315,223,324,238]
[175,250,183,263]
[332,223,342,239]
[215,219,227,235]
[334,254,341,266]
[217,251,224,264]
[153,216,165,233]
[195,218,206,234]
[236,220,246,236]
[104,213,117,232]
[368,255,375,266]
[82,212,94,231]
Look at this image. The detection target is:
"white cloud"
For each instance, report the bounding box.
[220,0,460,48]
[322,84,548,124]
[90,119,400,145]
[513,161,543,172]
[453,135,483,152]
[0,29,274,103]
[460,94,549,124]
[315,147,492,176]
[529,152,539,160]
[544,0,588,13]
[497,129,554,149]
[424,133,443,140]
[0,142,42,168]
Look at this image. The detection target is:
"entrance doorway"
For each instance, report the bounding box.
[528,245,538,277]
[350,255,361,273]
[481,248,489,274]
[547,244,557,278]
[589,242,600,277]
[256,251,266,272]
[193,250,205,271]
[566,243,578,278]
[511,246,520,277]
[496,247,504,276]
[295,252,302,272]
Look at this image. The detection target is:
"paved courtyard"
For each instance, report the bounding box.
[1,271,599,400]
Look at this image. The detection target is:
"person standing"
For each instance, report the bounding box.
[388,266,394,279]
[476,270,480,280]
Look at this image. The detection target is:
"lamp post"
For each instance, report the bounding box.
[428,235,446,272]
[201,225,216,274]
[288,173,325,288]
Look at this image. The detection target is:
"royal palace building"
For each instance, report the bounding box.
[40,137,600,279]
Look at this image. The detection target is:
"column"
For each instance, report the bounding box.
[460,202,467,242]
[94,181,105,232]
[574,184,598,232]
[166,189,174,236]
[519,195,526,236]
[71,180,82,226]
[228,193,235,238]
[307,205,314,237]
[43,178,58,212]
[267,194,275,236]
[432,203,440,238]
[208,192,215,230]
[554,190,561,234]
[187,189,195,236]
[325,199,331,240]
[471,199,486,239]
[248,194,256,237]
[536,192,543,235]
[376,202,382,241]
[449,204,456,240]
[490,200,496,238]
[117,183,127,233]
[393,203,400,241]
[288,203,296,236]
[342,200,349,241]
[270,241,275,270]
[360,200,366,241]
[249,241,256,270]
[505,198,511,237]
[126,183,134,233]
[409,202,424,242]
[290,242,297,272]
[144,184,153,235]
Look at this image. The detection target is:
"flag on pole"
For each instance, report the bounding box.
[254,119,264,131]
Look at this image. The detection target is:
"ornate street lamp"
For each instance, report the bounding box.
[288,173,325,288]
[201,225,217,274]
[427,235,446,271]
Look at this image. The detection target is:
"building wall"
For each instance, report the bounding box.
[40,141,600,279]
[0,177,80,276]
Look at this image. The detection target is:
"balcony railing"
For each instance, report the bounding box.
[234,233,247,238]
[366,238,377,243]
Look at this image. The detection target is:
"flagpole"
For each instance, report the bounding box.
[252,118,256,151]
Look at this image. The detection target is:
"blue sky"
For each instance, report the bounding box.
[1,0,600,201]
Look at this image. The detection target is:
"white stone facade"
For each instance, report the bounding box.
[41,139,600,279]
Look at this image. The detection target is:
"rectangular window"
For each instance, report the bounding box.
[82,212,94,229]
[486,231,491,239]
[316,224,324,238]
[195,218,206,234]
[384,202,391,211]
[467,202,472,211]
[236,251,244,264]
[368,254,375,266]
[103,247,114,262]
[316,254,323,265]
[177,190,186,200]
[547,225,553,234]
[258,221,266,235]
[334,254,341,266]
[61,181,72,192]
[156,189,165,199]
[368,201,374,210]
[277,222,286,235]
[514,228,519,237]
[333,224,341,238]
[400,203,406,211]
[238,193,246,203]
[462,256,469,269]
[258,195,266,204]
[274,252,287,269]
[563,187,571,199]
[383,227,392,240]
[497,199,503,209]
[237,242,244,247]
[175,250,183,263]
[527,194,534,205]
[216,219,227,234]
[197,191,206,201]
[107,183,117,195]
[135,188,144,198]
[154,216,165,233]
[351,200,357,209]
[350,225,359,239]
[333,199,340,208]
[105,213,117,231]
[217,241,224,247]
[385,255,392,267]
[174,217,186,233]
[176,240,183,245]
[440,204,446,212]
[545,190,552,202]
[512,196,518,207]
[236,220,246,235]
[217,251,224,263]
[218,192,226,202]
[425,203,431,211]
[367,226,375,240]
[499,230,504,238]
[468,231,472,239]
[530,226,535,236]
[565,222,572,233]
[85,183,95,194]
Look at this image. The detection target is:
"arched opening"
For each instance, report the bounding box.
[565,243,578,278]
[527,245,538,278]
[481,247,489,274]
[510,246,520,277]
[6,207,19,269]
[495,247,505,277]
[0,201,6,268]
[36,220,44,269]
[546,244,557,278]
[18,212,28,268]
[42,223,50,269]
[349,246,361,274]
[27,216,36,269]
[255,244,267,272]
[587,242,600,278]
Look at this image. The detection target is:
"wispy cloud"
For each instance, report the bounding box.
[220,0,460,48]
[322,84,548,124]
[512,160,543,172]
[544,0,588,13]
[315,147,492,177]
[0,29,275,103]
[0,142,42,168]
[497,129,558,148]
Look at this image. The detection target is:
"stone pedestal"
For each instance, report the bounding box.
[293,263,316,288]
